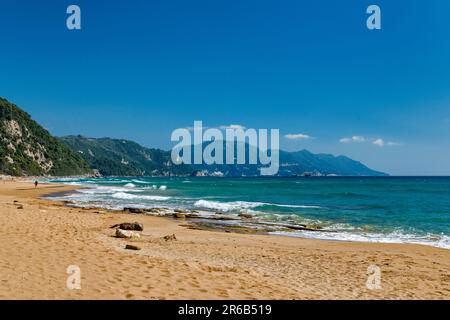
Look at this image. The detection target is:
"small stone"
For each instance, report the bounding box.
[125,244,141,251]
[116,229,140,239]
[163,234,177,241]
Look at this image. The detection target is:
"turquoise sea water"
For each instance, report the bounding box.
[46,177,450,249]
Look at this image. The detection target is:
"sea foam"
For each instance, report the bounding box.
[194,200,263,212]
[112,192,170,201]
[124,183,136,188]
[271,229,450,249]
[194,199,321,212]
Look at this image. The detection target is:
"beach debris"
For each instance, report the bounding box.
[163,234,177,241]
[16,205,24,209]
[110,222,144,231]
[123,207,147,214]
[125,244,141,251]
[238,213,253,219]
[115,229,140,239]
[173,213,186,220]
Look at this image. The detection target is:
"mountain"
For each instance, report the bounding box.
[278,149,387,176]
[0,98,92,176]
[61,136,387,177]
[59,135,192,176]
[191,145,387,177]
[0,97,385,177]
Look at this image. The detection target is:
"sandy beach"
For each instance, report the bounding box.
[0,180,449,300]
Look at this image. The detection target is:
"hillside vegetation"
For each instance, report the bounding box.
[0,98,91,176]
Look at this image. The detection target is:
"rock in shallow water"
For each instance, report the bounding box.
[173,213,186,220]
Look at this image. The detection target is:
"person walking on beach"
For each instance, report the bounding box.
[34,180,38,188]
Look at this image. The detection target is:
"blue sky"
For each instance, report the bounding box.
[1,0,450,175]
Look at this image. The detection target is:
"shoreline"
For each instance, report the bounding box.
[0,180,449,299]
[44,179,450,250]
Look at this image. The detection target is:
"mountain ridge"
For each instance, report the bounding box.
[0,97,387,177]
[58,135,192,177]
[60,135,388,177]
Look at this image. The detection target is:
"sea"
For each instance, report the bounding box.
[45,176,450,249]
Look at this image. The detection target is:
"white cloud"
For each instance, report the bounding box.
[340,135,400,147]
[373,139,401,147]
[339,136,366,143]
[373,138,385,147]
[284,133,311,140]
[220,124,246,130]
[352,136,366,142]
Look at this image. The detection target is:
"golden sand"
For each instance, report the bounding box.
[0,180,449,299]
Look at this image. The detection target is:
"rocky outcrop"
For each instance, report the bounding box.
[173,213,186,220]
[123,208,147,214]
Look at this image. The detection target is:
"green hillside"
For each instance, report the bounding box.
[0,98,91,176]
[59,135,192,176]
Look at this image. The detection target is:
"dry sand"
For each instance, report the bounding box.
[0,180,449,299]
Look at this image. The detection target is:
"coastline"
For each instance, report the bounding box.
[44,176,450,250]
[0,180,449,299]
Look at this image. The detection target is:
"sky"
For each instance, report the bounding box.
[0,0,450,175]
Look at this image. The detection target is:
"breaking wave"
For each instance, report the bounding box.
[194,199,321,212]
[111,192,170,201]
